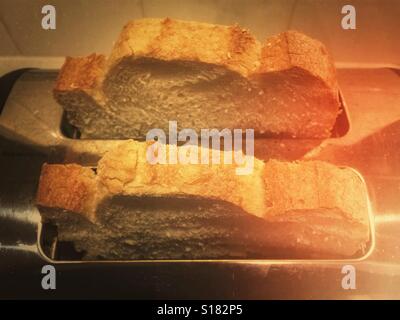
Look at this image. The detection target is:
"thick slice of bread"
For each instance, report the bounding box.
[37,140,370,259]
[55,18,340,139]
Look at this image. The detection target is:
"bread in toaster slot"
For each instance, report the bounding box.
[54,18,340,139]
[36,140,370,260]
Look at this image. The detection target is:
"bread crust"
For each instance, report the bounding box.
[96,140,266,218]
[55,19,337,89]
[108,18,261,77]
[264,160,369,226]
[55,53,106,92]
[259,30,338,93]
[36,164,99,221]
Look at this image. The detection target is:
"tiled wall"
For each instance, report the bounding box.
[0,0,399,65]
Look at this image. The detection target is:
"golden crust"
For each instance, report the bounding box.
[108,18,261,77]
[36,164,98,222]
[97,140,266,218]
[54,19,337,98]
[264,160,369,226]
[54,53,106,93]
[259,30,338,93]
